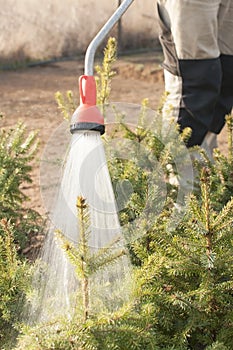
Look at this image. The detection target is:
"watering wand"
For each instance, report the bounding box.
[70,0,135,135]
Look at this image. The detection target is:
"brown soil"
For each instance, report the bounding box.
[0,51,228,218]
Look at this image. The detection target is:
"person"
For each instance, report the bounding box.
[156,0,233,155]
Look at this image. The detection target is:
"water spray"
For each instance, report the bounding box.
[70,0,135,135]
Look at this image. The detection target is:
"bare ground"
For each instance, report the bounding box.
[0,51,228,217]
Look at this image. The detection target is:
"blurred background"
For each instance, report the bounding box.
[0,0,159,65]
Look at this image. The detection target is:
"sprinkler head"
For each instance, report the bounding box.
[70,75,105,135]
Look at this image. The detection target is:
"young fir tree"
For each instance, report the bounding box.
[131,167,233,350]
[0,116,41,248]
[0,116,42,348]
[57,196,127,321]
[0,219,32,349]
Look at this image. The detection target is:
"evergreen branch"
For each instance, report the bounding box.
[55,230,86,278]
[200,167,215,271]
[170,293,197,311]
[134,99,150,143]
[119,120,139,140]
[90,247,126,274]
[200,167,213,233]
[66,90,76,115]
[95,37,117,112]
[188,194,204,223]
[167,237,203,268]
[0,219,16,267]
[76,196,90,272]
[55,91,76,121]
[212,196,233,231]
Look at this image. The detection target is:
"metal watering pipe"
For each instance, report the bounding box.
[70,0,135,135]
[85,0,134,76]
